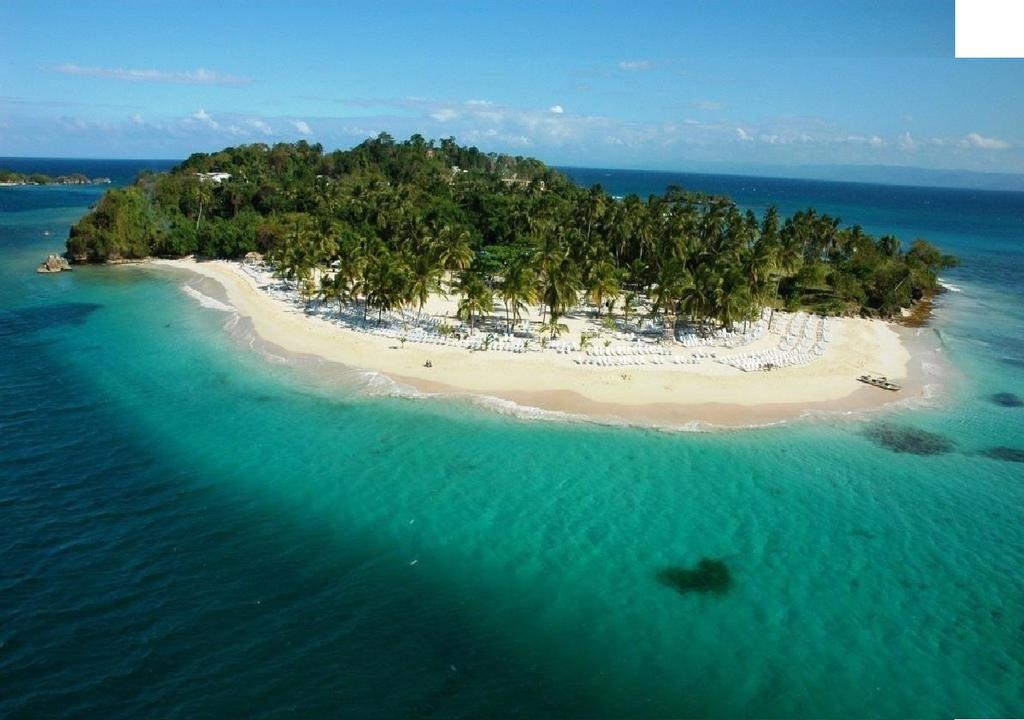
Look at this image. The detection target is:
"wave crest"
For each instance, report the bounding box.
[181,284,236,313]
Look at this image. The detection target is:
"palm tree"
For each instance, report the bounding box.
[680,266,719,331]
[716,270,753,330]
[499,261,537,332]
[541,256,580,324]
[192,180,214,232]
[455,272,493,333]
[333,243,366,306]
[318,272,340,311]
[613,195,641,264]
[309,218,339,262]
[621,291,638,327]
[274,240,313,291]
[363,253,411,324]
[437,224,474,276]
[742,234,776,322]
[878,235,901,258]
[579,184,608,248]
[299,276,319,306]
[650,258,690,316]
[407,252,442,319]
[539,318,569,339]
[770,226,804,322]
[586,260,620,316]
[650,259,691,337]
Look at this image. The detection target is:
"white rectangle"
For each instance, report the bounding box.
[955,0,1024,57]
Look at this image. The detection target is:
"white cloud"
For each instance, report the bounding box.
[192,108,218,129]
[465,127,532,147]
[58,117,91,132]
[284,100,1017,168]
[245,118,272,135]
[22,93,1019,173]
[961,132,1010,149]
[504,134,532,147]
[694,100,723,111]
[842,134,886,148]
[618,59,652,71]
[47,64,249,86]
[892,132,1009,151]
[430,108,460,122]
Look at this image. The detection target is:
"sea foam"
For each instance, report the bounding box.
[181,284,236,313]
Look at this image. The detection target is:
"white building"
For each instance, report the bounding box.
[195,172,232,183]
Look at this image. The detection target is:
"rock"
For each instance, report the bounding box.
[244,251,264,265]
[36,253,71,274]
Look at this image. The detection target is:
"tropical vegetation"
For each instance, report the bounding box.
[66,135,957,330]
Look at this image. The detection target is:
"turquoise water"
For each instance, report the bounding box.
[2,168,1023,718]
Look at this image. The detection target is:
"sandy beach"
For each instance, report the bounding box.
[150,258,918,428]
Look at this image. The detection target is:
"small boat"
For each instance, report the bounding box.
[858,374,901,391]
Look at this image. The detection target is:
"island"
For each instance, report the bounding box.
[0,169,111,186]
[64,135,958,427]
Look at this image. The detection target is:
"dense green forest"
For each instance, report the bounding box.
[67,134,957,328]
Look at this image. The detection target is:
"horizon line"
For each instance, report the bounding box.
[3,152,1024,194]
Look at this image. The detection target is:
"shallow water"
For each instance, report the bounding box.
[1,165,1022,718]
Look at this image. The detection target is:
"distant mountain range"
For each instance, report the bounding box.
[635,161,1024,193]
[2,154,1022,194]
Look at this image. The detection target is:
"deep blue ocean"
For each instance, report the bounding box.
[1,160,1022,719]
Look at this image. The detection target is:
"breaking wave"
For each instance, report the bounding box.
[181,284,236,313]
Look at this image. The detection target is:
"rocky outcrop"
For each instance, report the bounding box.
[36,254,71,273]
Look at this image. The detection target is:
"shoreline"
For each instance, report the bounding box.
[145,258,924,429]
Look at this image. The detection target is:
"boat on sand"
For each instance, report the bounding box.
[858,374,901,391]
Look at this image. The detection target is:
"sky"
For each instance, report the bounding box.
[1,0,1023,175]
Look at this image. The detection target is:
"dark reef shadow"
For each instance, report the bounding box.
[980,446,1024,463]
[0,302,102,340]
[656,558,731,595]
[861,422,954,455]
[989,392,1023,408]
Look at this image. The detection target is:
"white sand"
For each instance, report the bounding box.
[150,258,914,427]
